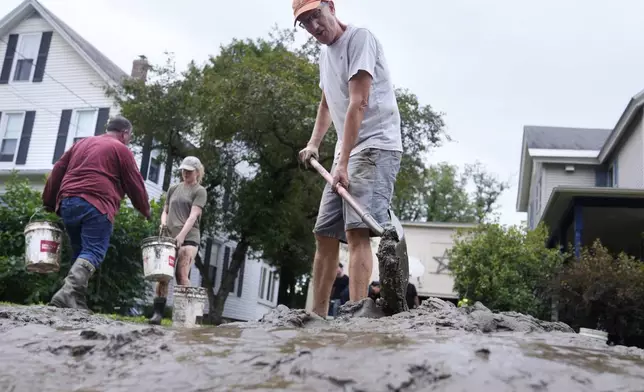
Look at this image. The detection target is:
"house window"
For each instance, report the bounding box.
[12,33,41,82]
[148,156,161,184]
[68,109,97,146]
[0,112,25,162]
[258,267,266,299]
[258,266,275,302]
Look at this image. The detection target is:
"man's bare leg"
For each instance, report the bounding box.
[311,235,340,317]
[346,228,372,301]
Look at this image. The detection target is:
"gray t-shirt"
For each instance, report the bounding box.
[318,25,403,159]
[166,182,207,244]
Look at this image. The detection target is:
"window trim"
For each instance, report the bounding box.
[10,33,42,83]
[257,265,277,306]
[147,151,161,184]
[65,108,98,150]
[0,111,26,163]
[607,162,617,187]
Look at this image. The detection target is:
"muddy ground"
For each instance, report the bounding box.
[1,298,643,392]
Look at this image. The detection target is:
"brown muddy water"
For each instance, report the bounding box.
[1,298,644,392]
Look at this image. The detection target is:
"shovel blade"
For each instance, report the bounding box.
[376,209,411,316]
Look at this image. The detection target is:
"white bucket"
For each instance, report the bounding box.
[141,236,176,282]
[172,286,206,328]
[23,221,63,273]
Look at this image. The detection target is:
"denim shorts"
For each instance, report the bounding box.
[60,197,113,268]
[313,148,402,244]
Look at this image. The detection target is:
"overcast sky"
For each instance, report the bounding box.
[4,0,644,226]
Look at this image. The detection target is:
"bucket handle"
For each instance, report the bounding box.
[28,206,44,223]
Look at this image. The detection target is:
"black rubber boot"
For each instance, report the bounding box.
[49,258,96,311]
[148,297,166,325]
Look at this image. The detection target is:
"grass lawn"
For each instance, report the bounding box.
[104,314,172,327]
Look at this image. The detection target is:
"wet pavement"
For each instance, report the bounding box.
[1,298,644,391]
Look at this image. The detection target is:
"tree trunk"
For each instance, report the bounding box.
[162,132,175,191]
[277,266,296,308]
[210,238,249,325]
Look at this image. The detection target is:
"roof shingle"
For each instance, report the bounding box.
[524,125,611,151]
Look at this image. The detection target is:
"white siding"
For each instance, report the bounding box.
[0,14,170,202]
[542,162,596,206]
[615,116,644,189]
[0,15,118,171]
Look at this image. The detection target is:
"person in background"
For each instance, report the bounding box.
[406,279,420,309]
[148,156,208,325]
[42,116,151,311]
[368,281,381,302]
[328,263,349,316]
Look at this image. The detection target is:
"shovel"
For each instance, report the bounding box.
[308,157,411,315]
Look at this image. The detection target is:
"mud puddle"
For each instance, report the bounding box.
[1,299,644,391]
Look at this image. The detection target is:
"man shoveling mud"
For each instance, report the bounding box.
[293,0,404,318]
[42,116,151,311]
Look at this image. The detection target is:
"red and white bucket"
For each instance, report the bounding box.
[141,236,176,282]
[23,221,63,273]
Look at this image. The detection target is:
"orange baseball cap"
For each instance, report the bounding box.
[292,0,322,26]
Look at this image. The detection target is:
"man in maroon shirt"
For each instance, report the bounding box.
[42,115,151,311]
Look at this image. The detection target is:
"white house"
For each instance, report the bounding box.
[516,86,644,259]
[0,0,279,321]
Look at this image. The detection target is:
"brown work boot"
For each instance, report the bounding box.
[49,258,96,311]
[148,297,167,325]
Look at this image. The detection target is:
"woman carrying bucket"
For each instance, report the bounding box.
[148,156,208,325]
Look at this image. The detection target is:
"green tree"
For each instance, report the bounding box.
[448,222,565,319]
[424,163,473,222]
[0,173,161,312]
[395,161,509,224]
[105,53,198,190]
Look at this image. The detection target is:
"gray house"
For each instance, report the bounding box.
[516,89,644,259]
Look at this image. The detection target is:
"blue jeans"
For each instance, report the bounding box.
[60,197,113,268]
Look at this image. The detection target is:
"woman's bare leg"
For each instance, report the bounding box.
[176,245,198,286]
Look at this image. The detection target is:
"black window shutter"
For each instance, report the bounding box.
[140,135,153,180]
[52,109,72,163]
[94,108,110,135]
[236,257,245,297]
[595,167,607,187]
[0,34,18,84]
[203,238,213,269]
[32,32,52,83]
[222,246,230,288]
[15,111,35,165]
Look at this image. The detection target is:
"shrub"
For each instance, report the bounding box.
[557,240,644,343]
[448,222,565,320]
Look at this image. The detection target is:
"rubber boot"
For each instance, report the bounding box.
[49,258,96,311]
[148,297,166,325]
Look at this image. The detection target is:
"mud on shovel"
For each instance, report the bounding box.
[308,157,410,315]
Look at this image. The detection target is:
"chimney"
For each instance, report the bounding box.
[131,55,149,81]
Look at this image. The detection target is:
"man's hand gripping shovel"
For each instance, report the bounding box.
[307,157,411,315]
